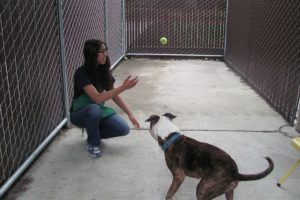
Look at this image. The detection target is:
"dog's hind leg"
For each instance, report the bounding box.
[196,178,231,200]
[224,181,238,200]
[225,190,234,200]
[165,170,185,200]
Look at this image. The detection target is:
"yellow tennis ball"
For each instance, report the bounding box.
[160,37,168,45]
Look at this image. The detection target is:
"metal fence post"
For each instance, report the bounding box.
[224,0,229,56]
[296,112,300,133]
[122,0,127,56]
[296,87,300,133]
[56,0,70,126]
[105,0,108,43]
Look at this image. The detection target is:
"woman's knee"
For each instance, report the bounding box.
[99,114,130,138]
[112,116,130,136]
[85,104,102,120]
[120,122,130,136]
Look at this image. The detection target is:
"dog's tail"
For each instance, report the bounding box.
[236,157,274,181]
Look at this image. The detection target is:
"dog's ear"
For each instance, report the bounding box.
[162,113,177,120]
[145,115,160,126]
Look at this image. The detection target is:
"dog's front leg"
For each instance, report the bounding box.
[165,170,185,200]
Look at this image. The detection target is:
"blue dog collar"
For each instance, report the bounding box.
[161,132,182,152]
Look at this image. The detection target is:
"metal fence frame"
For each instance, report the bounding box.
[296,87,300,132]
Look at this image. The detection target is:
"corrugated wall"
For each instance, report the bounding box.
[225,0,300,124]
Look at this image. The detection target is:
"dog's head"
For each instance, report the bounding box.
[145,113,180,140]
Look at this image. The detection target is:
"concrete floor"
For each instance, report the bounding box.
[4,58,300,200]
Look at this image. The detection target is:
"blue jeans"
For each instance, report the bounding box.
[70,104,130,146]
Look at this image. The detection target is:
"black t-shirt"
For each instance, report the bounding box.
[72,65,114,99]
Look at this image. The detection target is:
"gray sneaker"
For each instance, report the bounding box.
[85,143,102,158]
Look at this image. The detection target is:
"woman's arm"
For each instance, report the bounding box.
[112,94,140,128]
[83,75,138,104]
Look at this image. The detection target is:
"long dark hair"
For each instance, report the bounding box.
[83,39,113,90]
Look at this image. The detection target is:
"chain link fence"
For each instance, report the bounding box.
[0,0,65,191]
[0,0,125,197]
[62,0,105,112]
[106,0,126,66]
[126,0,226,56]
[63,0,125,110]
[225,0,300,124]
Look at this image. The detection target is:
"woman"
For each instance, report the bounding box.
[70,39,140,158]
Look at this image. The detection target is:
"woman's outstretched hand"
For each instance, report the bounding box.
[120,75,140,128]
[129,114,140,129]
[122,75,139,90]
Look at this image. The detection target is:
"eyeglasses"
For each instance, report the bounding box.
[98,49,108,54]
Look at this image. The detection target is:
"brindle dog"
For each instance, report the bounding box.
[145,113,274,200]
